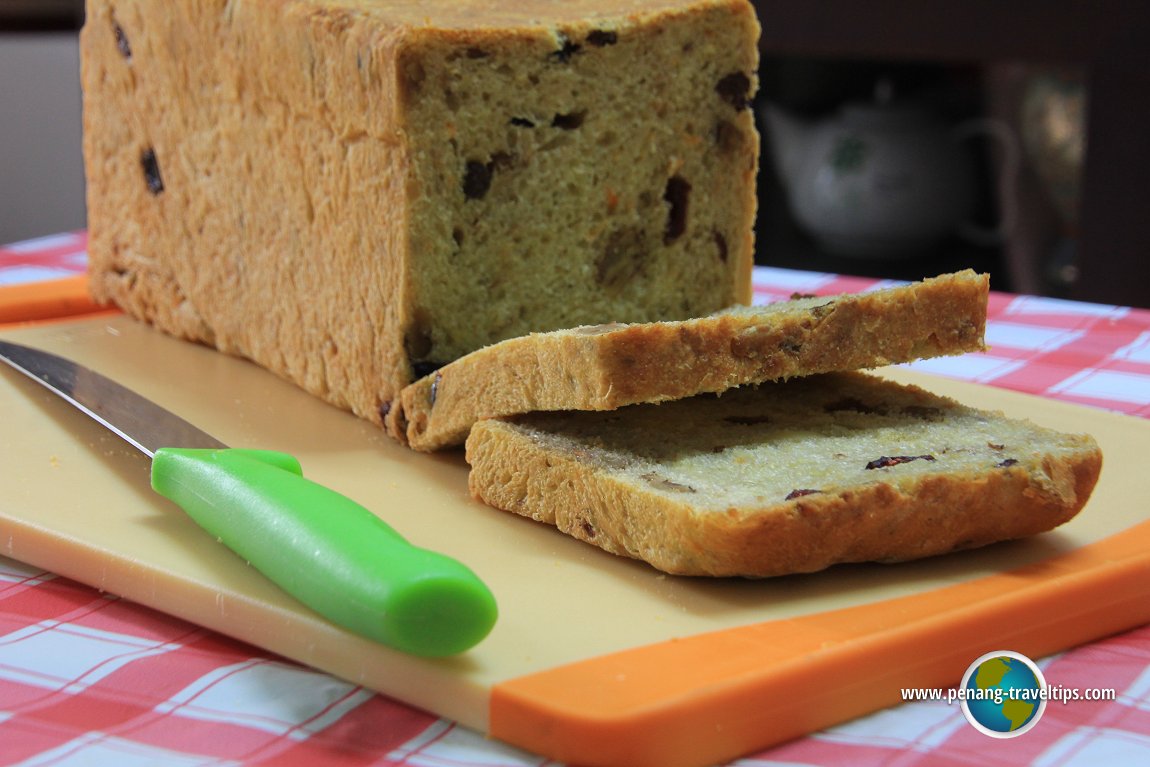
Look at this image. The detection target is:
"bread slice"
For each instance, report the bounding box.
[387,270,989,450]
[80,0,759,426]
[465,371,1102,577]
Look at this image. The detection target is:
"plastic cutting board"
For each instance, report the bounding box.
[2,314,1149,767]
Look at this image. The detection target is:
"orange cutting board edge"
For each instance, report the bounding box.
[0,276,108,325]
[489,519,1150,767]
[1,312,1148,767]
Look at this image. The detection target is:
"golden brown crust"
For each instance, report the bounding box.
[82,0,758,427]
[82,0,412,422]
[391,270,990,450]
[464,372,1102,577]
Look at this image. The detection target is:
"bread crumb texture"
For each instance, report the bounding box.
[80,0,759,425]
[465,372,1102,577]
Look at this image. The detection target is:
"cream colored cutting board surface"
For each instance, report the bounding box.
[1,316,1147,732]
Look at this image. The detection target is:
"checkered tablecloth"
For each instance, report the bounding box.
[0,233,89,287]
[2,232,1149,766]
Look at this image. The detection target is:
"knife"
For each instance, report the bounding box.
[0,339,497,657]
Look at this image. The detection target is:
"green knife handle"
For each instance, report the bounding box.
[150,447,497,657]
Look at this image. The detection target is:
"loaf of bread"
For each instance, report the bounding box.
[387,270,989,450]
[80,0,760,425]
[465,372,1102,577]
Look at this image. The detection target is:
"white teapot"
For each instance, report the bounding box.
[762,89,1014,258]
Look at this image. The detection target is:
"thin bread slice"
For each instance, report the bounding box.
[387,270,989,450]
[464,371,1102,577]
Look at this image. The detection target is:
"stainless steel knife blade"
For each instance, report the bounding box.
[0,338,226,456]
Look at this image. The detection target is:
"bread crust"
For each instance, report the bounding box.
[465,372,1102,577]
[391,270,990,450]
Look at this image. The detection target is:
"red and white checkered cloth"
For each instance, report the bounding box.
[2,232,1149,766]
[750,269,1150,420]
[0,232,89,288]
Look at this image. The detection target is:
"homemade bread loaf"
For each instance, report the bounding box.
[388,270,989,450]
[465,372,1102,577]
[81,0,760,425]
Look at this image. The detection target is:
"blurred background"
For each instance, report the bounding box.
[0,1,85,245]
[1,0,1146,307]
[747,0,1143,307]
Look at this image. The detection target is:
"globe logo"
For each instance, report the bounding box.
[960,650,1047,737]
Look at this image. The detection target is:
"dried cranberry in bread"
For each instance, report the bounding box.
[465,372,1102,577]
[388,270,989,450]
[81,0,759,425]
